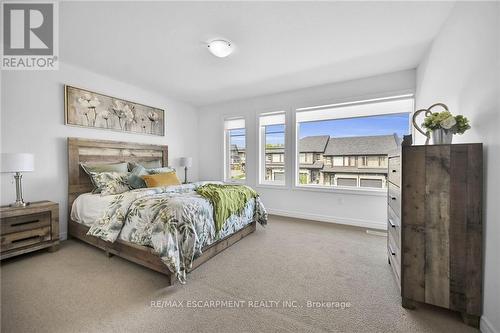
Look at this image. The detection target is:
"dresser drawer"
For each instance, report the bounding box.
[1,226,51,252]
[1,212,51,235]
[388,156,401,186]
[388,182,401,217]
[388,230,401,285]
[388,205,401,249]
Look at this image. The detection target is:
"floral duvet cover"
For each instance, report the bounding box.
[86,181,267,283]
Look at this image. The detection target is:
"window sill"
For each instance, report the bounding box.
[293,184,387,197]
[224,179,246,185]
[256,183,288,190]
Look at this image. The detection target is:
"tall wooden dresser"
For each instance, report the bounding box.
[387,136,483,327]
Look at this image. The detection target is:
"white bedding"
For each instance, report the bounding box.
[70,193,115,226]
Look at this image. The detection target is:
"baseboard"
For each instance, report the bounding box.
[267,208,386,230]
[481,316,499,333]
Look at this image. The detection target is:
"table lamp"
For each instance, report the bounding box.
[179,157,192,184]
[1,153,34,207]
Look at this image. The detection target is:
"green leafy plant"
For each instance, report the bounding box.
[422,111,470,135]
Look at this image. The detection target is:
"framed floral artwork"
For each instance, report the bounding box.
[64,85,165,136]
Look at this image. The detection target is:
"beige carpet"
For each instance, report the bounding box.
[1,216,478,333]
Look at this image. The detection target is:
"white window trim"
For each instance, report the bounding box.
[292,94,415,194]
[257,110,288,187]
[223,116,246,184]
[293,183,387,196]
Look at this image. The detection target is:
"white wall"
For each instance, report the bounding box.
[0,62,199,240]
[199,70,416,230]
[415,2,499,333]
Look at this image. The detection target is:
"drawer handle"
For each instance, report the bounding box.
[11,220,40,227]
[389,245,396,256]
[391,196,397,201]
[388,218,396,228]
[12,235,42,243]
[391,169,397,173]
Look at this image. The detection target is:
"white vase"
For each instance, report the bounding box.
[431,129,453,144]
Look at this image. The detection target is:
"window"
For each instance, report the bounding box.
[343,156,356,166]
[224,118,246,182]
[259,112,286,185]
[295,96,413,189]
[333,156,343,166]
[271,154,283,163]
[366,156,378,167]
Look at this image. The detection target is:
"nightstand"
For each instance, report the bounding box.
[0,201,60,260]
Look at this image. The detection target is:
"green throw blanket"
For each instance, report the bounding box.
[196,184,258,233]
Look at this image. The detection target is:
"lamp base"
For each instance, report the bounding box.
[11,172,29,208]
[10,201,30,207]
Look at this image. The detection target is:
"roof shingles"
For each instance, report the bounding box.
[324,135,398,156]
[298,135,329,153]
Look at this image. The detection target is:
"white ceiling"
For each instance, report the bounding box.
[60,1,455,107]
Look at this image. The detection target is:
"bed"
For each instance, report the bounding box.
[67,137,266,285]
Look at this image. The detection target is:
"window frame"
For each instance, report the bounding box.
[224,117,247,184]
[293,94,414,194]
[257,111,287,187]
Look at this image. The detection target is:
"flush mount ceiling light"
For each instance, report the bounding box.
[207,39,233,58]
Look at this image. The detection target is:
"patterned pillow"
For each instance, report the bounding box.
[90,172,131,195]
[81,162,129,193]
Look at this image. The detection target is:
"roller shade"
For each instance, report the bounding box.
[224,118,245,130]
[259,112,285,126]
[296,96,413,123]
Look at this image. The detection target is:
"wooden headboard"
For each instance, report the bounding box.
[67,137,168,218]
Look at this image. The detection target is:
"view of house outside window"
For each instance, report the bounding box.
[259,112,286,185]
[295,97,412,189]
[229,128,246,180]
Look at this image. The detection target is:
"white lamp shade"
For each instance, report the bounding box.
[1,153,34,173]
[179,157,193,168]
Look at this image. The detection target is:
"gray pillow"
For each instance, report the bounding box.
[146,166,175,174]
[128,165,148,189]
[128,160,162,171]
[81,162,129,192]
[127,164,175,189]
[81,162,129,174]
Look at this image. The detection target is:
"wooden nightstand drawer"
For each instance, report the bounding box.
[1,226,51,251]
[1,212,51,235]
[0,201,59,260]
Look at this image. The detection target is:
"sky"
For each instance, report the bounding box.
[299,113,409,139]
[230,113,410,148]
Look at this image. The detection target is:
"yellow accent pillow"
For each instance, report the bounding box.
[142,172,181,188]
